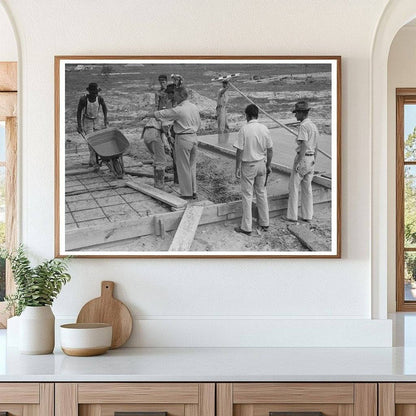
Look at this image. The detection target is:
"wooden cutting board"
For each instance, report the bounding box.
[76,281,133,349]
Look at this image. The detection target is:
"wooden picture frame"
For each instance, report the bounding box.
[55,56,341,258]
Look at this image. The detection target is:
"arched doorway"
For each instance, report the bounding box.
[371,0,416,318]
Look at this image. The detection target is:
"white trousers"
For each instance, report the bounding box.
[240,160,269,232]
[287,156,314,221]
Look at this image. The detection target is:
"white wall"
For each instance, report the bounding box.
[0,3,17,61]
[387,25,416,312]
[0,0,393,346]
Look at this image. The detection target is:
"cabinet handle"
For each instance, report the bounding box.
[115,412,167,416]
[270,413,324,416]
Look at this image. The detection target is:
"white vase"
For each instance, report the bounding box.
[19,306,55,354]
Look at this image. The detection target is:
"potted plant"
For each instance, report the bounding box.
[1,245,71,354]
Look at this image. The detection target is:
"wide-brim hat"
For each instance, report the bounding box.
[86,83,101,93]
[292,100,310,113]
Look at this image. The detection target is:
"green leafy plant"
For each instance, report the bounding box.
[0,245,71,316]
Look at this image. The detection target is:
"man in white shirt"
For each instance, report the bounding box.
[286,100,319,222]
[140,86,201,199]
[233,104,273,235]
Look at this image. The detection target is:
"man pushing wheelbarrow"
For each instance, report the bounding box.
[77,82,109,170]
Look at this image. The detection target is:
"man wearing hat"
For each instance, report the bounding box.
[286,100,319,222]
[77,82,108,168]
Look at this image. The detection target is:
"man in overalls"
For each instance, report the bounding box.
[216,80,230,142]
[77,82,108,169]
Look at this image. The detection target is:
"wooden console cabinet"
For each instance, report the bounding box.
[0,383,53,416]
[379,383,416,416]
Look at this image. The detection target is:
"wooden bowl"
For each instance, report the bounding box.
[60,323,112,356]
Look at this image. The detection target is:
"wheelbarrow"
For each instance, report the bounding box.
[80,127,130,178]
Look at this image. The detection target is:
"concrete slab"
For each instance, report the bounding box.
[72,207,106,222]
[95,195,125,207]
[67,199,99,211]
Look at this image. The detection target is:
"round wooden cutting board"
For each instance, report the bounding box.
[76,281,133,349]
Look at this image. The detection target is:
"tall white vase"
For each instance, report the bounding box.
[19,306,55,354]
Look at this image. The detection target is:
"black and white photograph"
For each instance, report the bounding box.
[55,56,341,257]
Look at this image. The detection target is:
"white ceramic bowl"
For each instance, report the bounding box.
[60,323,112,356]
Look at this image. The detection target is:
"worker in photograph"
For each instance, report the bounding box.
[285,100,319,223]
[77,82,108,168]
[171,73,184,87]
[234,104,273,236]
[155,74,169,110]
[140,79,174,191]
[139,86,201,200]
[216,80,230,142]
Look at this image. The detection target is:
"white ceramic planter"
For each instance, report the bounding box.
[19,306,55,354]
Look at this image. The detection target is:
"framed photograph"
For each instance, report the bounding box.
[55,56,341,258]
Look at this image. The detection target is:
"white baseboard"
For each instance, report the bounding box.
[56,317,392,347]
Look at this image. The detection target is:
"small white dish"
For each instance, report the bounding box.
[60,323,112,357]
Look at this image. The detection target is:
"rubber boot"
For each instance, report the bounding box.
[154,167,163,188]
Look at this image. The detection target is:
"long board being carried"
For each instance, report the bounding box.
[77,281,133,349]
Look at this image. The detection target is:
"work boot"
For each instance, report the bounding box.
[154,167,172,193]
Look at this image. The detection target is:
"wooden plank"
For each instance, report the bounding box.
[379,384,395,416]
[233,383,353,404]
[0,383,39,403]
[287,224,329,251]
[78,383,199,404]
[217,384,233,416]
[199,384,215,416]
[55,383,78,416]
[354,384,377,416]
[126,180,187,209]
[0,92,17,120]
[395,383,416,403]
[169,205,204,251]
[0,62,17,91]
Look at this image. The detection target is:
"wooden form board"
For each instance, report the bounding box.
[66,187,331,250]
[125,180,187,209]
[169,205,204,251]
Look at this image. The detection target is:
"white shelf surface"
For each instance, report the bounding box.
[1,329,416,382]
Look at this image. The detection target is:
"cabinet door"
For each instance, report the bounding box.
[217,383,377,416]
[379,383,416,416]
[0,383,53,416]
[56,383,215,416]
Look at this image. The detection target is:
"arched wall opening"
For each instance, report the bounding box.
[371,0,416,319]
